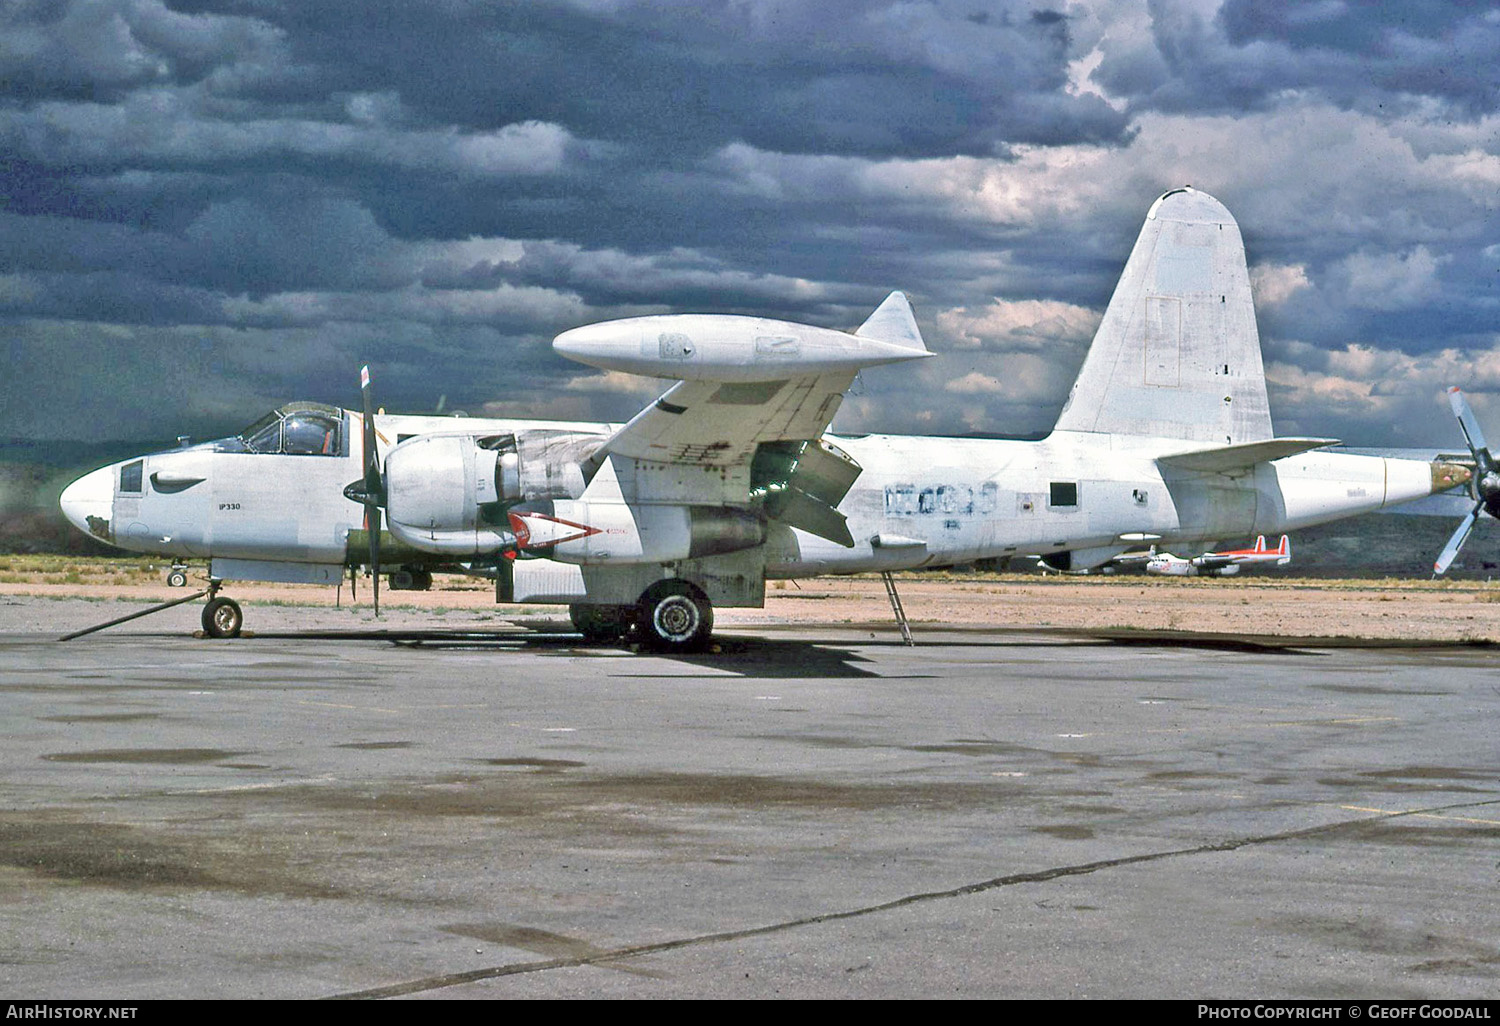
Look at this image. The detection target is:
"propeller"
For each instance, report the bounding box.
[342,365,386,615]
[1434,387,1500,575]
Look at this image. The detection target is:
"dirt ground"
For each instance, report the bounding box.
[4,567,1499,642]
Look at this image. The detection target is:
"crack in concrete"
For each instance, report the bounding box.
[328,796,1500,1000]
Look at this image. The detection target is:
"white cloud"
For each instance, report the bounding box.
[0,93,578,178]
[1339,246,1446,311]
[944,371,1005,395]
[936,298,1101,352]
[1250,262,1311,308]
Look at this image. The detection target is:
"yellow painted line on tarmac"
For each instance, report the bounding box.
[1053,715,1402,739]
[1341,804,1500,826]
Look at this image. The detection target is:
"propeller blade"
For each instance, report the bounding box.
[369,504,381,618]
[1448,386,1488,456]
[1434,502,1483,576]
[360,365,384,501]
[359,365,384,617]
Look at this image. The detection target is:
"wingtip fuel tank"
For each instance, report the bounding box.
[553,293,931,383]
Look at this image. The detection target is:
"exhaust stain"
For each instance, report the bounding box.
[41,748,248,764]
[1032,824,1095,840]
[0,817,344,898]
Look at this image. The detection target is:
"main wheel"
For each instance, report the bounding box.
[166,569,188,588]
[201,597,243,638]
[636,581,713,652]
[569,603,633,643]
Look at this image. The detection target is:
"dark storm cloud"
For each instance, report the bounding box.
[235,0,1126,158]
[1099,0,1500,116]
[1,0,1499,447]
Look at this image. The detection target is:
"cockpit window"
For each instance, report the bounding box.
[240,412,282,454]
[234,404,345,456]
[283,412,341,455]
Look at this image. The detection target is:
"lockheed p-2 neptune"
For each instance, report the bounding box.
[59,188,1493,649]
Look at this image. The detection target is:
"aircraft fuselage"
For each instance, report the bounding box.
[61,410,1445,582]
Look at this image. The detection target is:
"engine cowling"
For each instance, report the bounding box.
[384,431,593,555]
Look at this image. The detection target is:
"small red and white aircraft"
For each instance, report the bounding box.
[1143,535,1291,577]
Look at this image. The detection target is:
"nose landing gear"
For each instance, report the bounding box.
[57,579,239,642]
[201,586,243,638]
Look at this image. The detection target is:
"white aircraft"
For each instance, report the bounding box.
[59,187,1479,649]
[1142,535,1290,577]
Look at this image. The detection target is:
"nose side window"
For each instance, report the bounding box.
[119,460,143,494]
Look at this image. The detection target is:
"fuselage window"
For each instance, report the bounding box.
[918,488,937,514]
[119,460,143,494]
[1049,481,1079,508]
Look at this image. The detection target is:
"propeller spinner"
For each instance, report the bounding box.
[1434,387,1500,576]
[342,365,386,615]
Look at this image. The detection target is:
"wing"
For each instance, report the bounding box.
[564,293,928,548]
[592,372,854,468]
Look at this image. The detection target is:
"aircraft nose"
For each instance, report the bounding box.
[59,466,114,539]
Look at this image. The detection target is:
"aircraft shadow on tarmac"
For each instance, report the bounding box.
[143,623,1495,680]
[236,627,916,679]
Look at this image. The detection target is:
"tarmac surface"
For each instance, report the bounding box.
[2,597,1498,999]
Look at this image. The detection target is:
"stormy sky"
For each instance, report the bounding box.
[2,0,1498,447]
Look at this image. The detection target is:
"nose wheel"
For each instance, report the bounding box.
[201,585,243,638]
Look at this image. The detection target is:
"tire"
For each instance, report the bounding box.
[569,603,632,643]
[389,568,433,591]
[167,570,188,588]
[202,597,243,638]
[636,581,713,652]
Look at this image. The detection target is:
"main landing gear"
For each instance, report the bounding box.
[568,579,715,652]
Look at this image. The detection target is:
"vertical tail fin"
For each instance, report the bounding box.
[855,291,927,351]
[1053,188,1273,444]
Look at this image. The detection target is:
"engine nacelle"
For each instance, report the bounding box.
[384,430,595,556]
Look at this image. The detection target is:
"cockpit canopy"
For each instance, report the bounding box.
[228,402,346,456]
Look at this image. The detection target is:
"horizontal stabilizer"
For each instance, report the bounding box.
[1157,437,1339,473]
[855,291,927,352]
